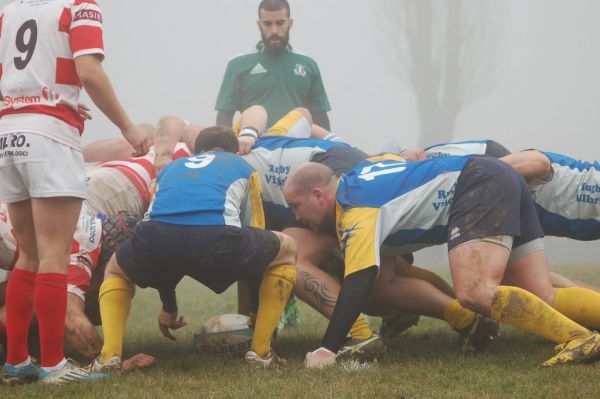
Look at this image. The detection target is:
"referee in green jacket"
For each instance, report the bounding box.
[215,0,331,131]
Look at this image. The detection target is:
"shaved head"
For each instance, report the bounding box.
[285,162,335,195]
[284,163,337,233]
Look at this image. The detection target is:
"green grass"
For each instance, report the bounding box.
[2,263,600,398]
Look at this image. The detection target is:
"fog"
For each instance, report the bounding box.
[1,0,598,265]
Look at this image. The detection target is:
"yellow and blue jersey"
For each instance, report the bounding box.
[531,151,600,240]
[243,136,350,222]
[335,154,472,276]
[147,151,264,228]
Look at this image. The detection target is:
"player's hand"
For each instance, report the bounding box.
[398,148,427,162]
[78,103,93,120]
[158,309,187,340]
[122,124,150,157]
[237,136,255,155]
[121,353,156,371]
[304,347,336,369]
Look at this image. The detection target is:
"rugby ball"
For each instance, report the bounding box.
[193,314,253,355]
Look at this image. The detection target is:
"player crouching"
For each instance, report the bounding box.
[92,127,296,371]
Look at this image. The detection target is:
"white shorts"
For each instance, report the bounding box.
[85,167,145,219]
[0,132,86,203]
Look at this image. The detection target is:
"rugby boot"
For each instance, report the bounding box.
[337,334,387,362]
[1,358,39,385]
[458,314,499,355]
[245,350,287,368]
[541,333,600,367]
[40,359,107,384]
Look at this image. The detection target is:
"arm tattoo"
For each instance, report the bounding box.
[300,271,337,310]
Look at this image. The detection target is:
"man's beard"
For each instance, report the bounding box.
[261,30,290,53]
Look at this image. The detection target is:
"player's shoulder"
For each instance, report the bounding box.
[226,46,261,66]
[289,46,320,65]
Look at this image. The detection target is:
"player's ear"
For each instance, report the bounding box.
[288,18,294,30]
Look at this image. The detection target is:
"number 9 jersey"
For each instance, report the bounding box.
[0,0,104,148]
[147,152,265,229]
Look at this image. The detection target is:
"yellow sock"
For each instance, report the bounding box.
[99,277,132,363]
[405,265,456,298]
[491,286,590,344]
[553,287,600,329]
[252,264,296,358]
[443,299,476,331]
[349,315,373,340]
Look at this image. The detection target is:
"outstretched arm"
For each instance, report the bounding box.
[500,151,552,182]
[75,55,148,156]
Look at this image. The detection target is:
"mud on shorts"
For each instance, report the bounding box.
[447,155,544,252]
[0,132,86,202]
[116,222,281,295]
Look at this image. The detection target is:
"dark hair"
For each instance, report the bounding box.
[258,0,290,18]
[194,126,239,154]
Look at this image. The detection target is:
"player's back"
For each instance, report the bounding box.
[338,154,472,252]
[244,136,349,205]
[147,151,256,227]
[0,0,104,144]
[531,151,600,240]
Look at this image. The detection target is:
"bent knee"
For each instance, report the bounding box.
[293,107,312,124]
[455,288,493,314]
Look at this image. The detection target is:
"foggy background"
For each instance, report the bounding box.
[1,0,598,266]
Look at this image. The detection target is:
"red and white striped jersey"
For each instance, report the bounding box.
[101,143,192,206]
[0,0,104,148]
[0,198,17,271]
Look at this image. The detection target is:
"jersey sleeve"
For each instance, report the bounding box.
[337,206,381,277]
[215,60,241,112]
[241,171,266,229]
[70,0,104,60]
[306,62,331,113]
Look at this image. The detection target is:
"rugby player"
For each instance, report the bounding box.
[93,127,297,370]
[0,0,148,383]
[284,154,600,368]
[0,198,141,360]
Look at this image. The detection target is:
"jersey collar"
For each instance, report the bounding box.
[256,41,293,54]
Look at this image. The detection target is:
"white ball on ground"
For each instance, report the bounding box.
[193,313,253,355]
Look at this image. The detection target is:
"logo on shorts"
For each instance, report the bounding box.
[450,227,461,240]
[250,63,268,75]
[294,64,306,77]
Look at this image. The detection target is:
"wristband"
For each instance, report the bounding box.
[239,126,259,140]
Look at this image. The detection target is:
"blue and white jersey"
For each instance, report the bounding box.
[335,154,472,276]
[243,136,350,220]
[425,140,511,159]
[147,151,264,227]
[530,151,600,240]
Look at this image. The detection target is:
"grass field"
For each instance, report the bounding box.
[2,263,600,398]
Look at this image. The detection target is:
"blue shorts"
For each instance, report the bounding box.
[116,222,280,294]
[447,156,544,251]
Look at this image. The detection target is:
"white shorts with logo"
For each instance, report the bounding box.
[0,132,86,203]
